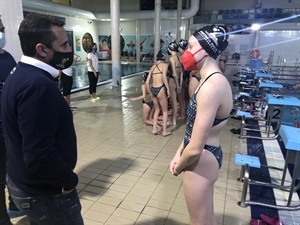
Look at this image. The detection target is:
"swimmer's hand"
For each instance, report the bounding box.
[169,156,181,176]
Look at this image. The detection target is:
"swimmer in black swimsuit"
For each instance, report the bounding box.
[218,48,229,73]
[146,51,171,136]
[188,70,201,97]
[150,65,166,97]
[129,72,156,127]
[184,72,229,168]
[169,25,232,225]
[150,84,165,97]
[178,39,190,116]
[167,42,183,125]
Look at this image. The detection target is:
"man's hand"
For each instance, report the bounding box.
[61,187,74,195]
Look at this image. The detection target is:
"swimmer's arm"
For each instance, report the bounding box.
[170,58,179,89]
[129,85,146,101]
[162,65,170,97]
[175,141,184,157]
[145,67,154,97]
[174,84,218,173]
[179,70,183,90]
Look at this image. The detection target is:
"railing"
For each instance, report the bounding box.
[194,8,300,24]
[73,54,81,64]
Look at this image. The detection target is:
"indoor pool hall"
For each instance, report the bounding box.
[2,0,300,224]
[67,62,151,92]
[8,62,300,225]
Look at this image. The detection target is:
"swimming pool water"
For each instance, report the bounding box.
[64,62,151,92]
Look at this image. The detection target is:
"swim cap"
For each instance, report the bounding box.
[178,39,188,50]
[156,50,165,61]
[142,72,149,81]
[192,25,229,59]
[168,42,179,52]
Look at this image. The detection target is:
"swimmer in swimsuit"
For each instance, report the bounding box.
[188,70,201,98]
[146,51,171,137]
[129,72,156,126]
[167,42,184,125]
[218,48,229,73]
[169,25,232,225]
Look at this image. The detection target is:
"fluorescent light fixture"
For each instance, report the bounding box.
[73,25,81,32]
[251,23,261,30]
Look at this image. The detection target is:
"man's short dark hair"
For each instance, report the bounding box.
[18,13,65,56]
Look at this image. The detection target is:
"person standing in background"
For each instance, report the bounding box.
[87,42,100,102]
[146,51,171,137]
[218,48,229,73]
[59,64,76,109]
[169,25,232,225]
[1,13,84,225]
[129,72,156,127]
[167,42,183,126]
[0,16,24,225]
[177,39,189,119]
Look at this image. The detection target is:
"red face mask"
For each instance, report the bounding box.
[181,48,206,71]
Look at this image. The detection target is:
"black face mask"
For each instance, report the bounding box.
[49,50,73,70]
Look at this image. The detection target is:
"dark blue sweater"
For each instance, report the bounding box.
[2,62,78,195]
[0,51,16,138]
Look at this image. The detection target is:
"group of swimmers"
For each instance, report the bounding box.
[130,38,203,136]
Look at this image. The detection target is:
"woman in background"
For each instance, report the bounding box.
[169,25,232,225]
[87,42,100,102]
[188,70,201,98]
[59,64,76,108]
[177,39,189,119]
[146,51,171,137]
[167,42,183,125]
[218,48,229,73]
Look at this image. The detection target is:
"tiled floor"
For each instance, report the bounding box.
[8,72,297,225]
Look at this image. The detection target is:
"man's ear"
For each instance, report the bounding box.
[36,43,47,57]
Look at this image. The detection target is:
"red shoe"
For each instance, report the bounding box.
[294,122,300,128]
[260,214,285,225]
[250,218,268,225]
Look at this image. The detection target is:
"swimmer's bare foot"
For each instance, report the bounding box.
[162,131,172,137]
[168,121,176,126]
[152,129,160,135]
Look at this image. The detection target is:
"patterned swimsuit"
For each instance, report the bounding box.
[183,72,229,169]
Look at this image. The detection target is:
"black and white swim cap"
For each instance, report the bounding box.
[178,39,188,50]
[193,25,229,59]
[168,42,179,52]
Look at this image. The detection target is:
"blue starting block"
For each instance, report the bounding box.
[234,153,261,168]
[236,110,252,118]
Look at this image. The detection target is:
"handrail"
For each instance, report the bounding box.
[194,8,300,24]
[73,54,81,64]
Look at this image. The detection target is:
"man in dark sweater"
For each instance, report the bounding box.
[0,16,24,225]
[1,14,83,225]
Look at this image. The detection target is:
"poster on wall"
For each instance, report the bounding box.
[140,35,169,54]
[65,30,74,51]
[75,35,81,51]
[98,33,175,61]
[98,35,111,60]
[123,36,136,57]
[163,32,176,50]
[140,35,152,53]
[98,35,110,51]
[226,24,252,35]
